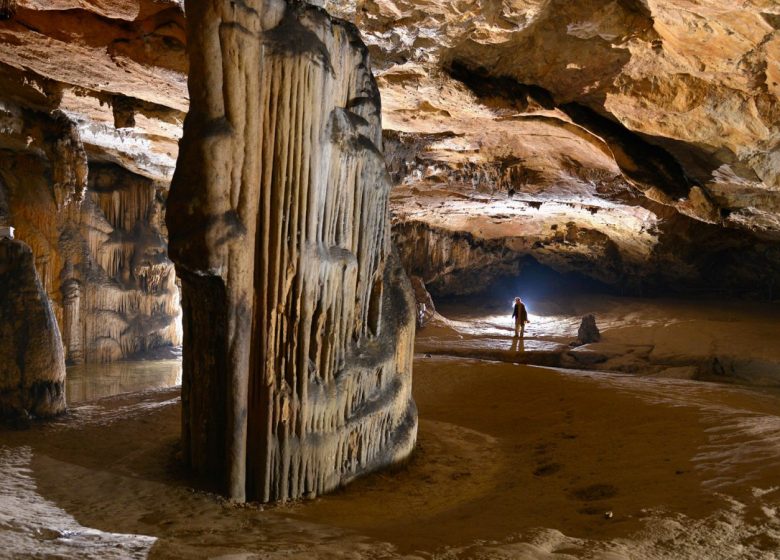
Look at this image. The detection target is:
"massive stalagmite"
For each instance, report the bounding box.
[0,237,66,419]
[168,0,417,502]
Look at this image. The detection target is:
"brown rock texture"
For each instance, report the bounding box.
[168,0,417,502]
[0,0,185,361]
[2,0,777,333]
[326,0,780,296]
[0,237,66,419]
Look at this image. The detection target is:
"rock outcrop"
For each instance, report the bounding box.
[327,0,780,297]
[168,0,417,503]
[578,314,601,345]
[0,0,185,362]
[0,237,66,420]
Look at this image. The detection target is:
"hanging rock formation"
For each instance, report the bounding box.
[168,0,417,503]
[0,237,66,420]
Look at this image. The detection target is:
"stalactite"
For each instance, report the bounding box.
[49,111,88,209]
[168,0,417,503]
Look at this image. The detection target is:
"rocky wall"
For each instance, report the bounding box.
[0,138,181,364]
[0,0,184,362]
[333,0,780,298]
[168,0,416,502]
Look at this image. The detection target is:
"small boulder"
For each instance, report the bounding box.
[578,314,601,344]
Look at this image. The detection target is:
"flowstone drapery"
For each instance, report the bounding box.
[167,0,417,502]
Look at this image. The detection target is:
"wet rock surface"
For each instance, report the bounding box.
[418,290,780,387]
[0,237,66,419]
[1,356,779,558]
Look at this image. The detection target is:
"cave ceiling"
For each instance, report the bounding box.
[322,0,780,294]
[1,0,779,299]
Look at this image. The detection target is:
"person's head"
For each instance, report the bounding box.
[514,297,521,303]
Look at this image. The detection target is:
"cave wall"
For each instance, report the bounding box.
[330,0,780,297]
[168,0,416,503]
[1,0,778,376]
[0,0,185,362]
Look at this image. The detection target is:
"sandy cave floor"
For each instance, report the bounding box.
[419,293,780,386]
[1,352,780,558]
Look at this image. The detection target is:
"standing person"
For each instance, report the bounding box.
[512,297,529,338]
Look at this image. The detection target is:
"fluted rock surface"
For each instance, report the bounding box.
[168,0,416,502]
[0,238,66,419]
[0,0,185,361]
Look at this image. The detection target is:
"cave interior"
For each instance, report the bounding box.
[0,0,779,558]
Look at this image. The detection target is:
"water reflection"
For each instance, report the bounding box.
[66,359,182,404]
[509,336,525,353]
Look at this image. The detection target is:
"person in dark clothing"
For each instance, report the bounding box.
[512,297,529,337]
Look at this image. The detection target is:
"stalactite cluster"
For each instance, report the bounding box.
[0,0,185,365]
[1,142,181,363]
[168,0,417,502]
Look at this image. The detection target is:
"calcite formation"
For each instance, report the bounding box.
[0,0,776,375]
[0,0,185,362]
[168,0,417,502]
[0,237,66,419]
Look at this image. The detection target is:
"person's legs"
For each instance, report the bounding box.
[514,318,520,336]
[520,322,525,338]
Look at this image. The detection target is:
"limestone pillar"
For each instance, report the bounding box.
[167,0,417,502]
[61,277,82,364]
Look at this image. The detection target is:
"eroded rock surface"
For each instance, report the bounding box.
[169,0,416,502]
[0,238,66,419]
[0,0,185,362]
[326,0,780,296]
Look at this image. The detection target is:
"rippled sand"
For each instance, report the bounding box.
[1,354,779,558]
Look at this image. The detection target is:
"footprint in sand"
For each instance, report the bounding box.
[569,483,619,501]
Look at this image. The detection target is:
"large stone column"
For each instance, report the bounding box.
[167,0,417,502]
[0,237,66,420]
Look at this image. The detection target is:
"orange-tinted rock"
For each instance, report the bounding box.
[325,0,780,295]
[0,0,184,362]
